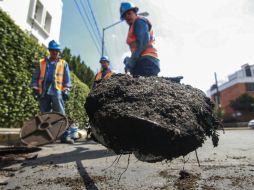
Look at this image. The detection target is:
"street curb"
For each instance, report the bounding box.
[0,128,88,145]
[0,128,20,145]
[0,127,251,145]
[224,127,251,130]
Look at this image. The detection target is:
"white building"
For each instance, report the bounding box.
[0,0,63,47]
[208,64,254,97]
[207,64,254,121]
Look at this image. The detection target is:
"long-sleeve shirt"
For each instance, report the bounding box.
[31,58,72,96]
[132,18,160,69]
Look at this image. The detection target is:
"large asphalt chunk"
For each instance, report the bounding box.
[85,74,222,162]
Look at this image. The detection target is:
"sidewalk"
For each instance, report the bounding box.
[0,128,20,145]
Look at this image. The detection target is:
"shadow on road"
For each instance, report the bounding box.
[76,159,99,190]
[0,140,114,189]
[26,147,114,166]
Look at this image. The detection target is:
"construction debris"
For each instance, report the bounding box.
[85,74,222,162]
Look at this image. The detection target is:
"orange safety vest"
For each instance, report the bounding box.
[127,16,158,59]
[95,70,113,81]
[38,58,65,94]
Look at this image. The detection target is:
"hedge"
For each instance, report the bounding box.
[0,9,89,128]
[65,73,90,127]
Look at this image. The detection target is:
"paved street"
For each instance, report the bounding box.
[1,129,254,190]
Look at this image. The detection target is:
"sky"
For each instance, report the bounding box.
[60,0,254,93]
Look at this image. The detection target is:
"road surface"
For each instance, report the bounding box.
[1,129,254,190]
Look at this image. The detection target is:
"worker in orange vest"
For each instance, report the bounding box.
[95,56,113,81]
[120,2,160,76]
[30,40,72,115]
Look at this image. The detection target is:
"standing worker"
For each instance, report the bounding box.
[30,40,72,115]
[31,40,73,143]
[95,56,113,81]
[120,2,160,76]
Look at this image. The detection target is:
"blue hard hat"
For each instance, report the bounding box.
[120,2,139,20]
[100,56,110,63]
[48,40,61,51]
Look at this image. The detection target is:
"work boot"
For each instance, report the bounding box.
[60,129,74,144]
[64,137,74,144]
[60,136,74,144]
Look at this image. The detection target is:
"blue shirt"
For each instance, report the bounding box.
[45,61,57,84]
[31,58,72,96]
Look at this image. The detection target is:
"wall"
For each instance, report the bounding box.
[220,83,246,118]
[212,83,254,121]
[0,0,63,46]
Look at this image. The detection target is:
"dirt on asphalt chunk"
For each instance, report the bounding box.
[85,74,222,162]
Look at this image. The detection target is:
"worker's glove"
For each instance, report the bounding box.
[62,89,70,101]
[123,56,136,74]
[32,88,39,100]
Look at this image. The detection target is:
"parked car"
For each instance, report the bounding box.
[248,119,254,129]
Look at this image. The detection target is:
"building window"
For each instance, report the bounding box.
[246,83,254,91]
[34,0,43,24]
[245,65,252,77]
[28,0,50,37]
[44,12,52,33]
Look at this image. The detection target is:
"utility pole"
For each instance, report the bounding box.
[214,72,220,105]
[102,20,123,57]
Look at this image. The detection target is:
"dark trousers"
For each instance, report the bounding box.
[132,58,160,77]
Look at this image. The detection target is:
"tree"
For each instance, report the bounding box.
[230,93,254,112]
[61,47,95,88]
[213,104,224,121]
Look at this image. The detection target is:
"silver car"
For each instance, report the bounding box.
[248,119,254,129]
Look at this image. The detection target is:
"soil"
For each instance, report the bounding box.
[85,74,222,162]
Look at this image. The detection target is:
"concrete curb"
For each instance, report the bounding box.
[0,128,20,145]
[0,128,88,145]
[224,127,251,130]
[0,127,251,145]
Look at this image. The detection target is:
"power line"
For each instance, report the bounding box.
[87,0,102,41]
[106,0,120,59]
[80,0,102,49]
[73,0,101,55]
[86,0,109,56]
